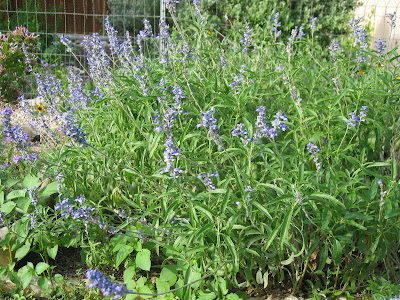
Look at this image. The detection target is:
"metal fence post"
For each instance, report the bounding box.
[160,0,166,55]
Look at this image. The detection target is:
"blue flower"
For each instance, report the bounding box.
[306,142,321,171]
[59,111,87,144]
[296,26,305,39]
[240,22,252,53]
[347,111,360,128]
[271,11,281,38]
[310,17,317,31]
[165,0,180,14]
[347,106,367,128]
[232,123,256,146]
[197,172,219,190]
[272,111,289,132]
[385,11,396,28]
[328,39,342,61]
[229,74,244,92]
[55,196,96,223]
[1,163,11,169]
[349,18,369,65]
[154,106,184,178]
[220,56,226,69]
[375,38,386,56]
[254,107,289,140]
[197,108,223,150]
[86,269,132,299]
[104,16,121,56]
[2,108,31,151]
[13,156,24,163]
[26,187,38,206]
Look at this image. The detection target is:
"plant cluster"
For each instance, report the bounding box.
[1,1,400,299]
[0,26,37,103]
[177,0,358,46]
[0,0,62,53]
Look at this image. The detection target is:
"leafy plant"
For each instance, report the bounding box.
[1,1,400,299]
[0,27,36,103]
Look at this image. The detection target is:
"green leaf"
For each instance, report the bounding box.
[252,201,272,220]
[15,242,31,261]
[22,175,40,189]
[35,262,49,275]
[226,294,241,300]
[156,278,170,293]
[5,179,20,188]
[258,183,284,195]
[197,291,217,300]
[318,244,328,271]
[160,264,177,286]
[280,207,293,249]
[281,253,295,265]
[16,197,31,213]
[263,225,281,250]
[40,181,59,196]
[136,249,151,271]
[343,212,373,221]
[220,189,231,215]
[222,235,239,273]
[194,202,214,221]
[137,285,153,299]
[1,201,16,214]
[47,245,58,260]
[124,266,136,282]
[186,246,209,256]
[333,88,352,106]
[339,153,360,167]
[342,219,367,230]
[310,193,346,209]
[174,278,184,299]
[54,274,64,284]
[6,189,26,200]
[366,162,390,168]
[21,270,33,289]
[332,240,343,266]
[110,235,129,252]
[385,208,400,218]
[116,245,134,268]
[217,277,228,295]
[393,158,398,180]
[37,276,49,291]
[186,267,202,290]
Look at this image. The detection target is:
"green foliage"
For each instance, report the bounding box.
[0,0,61,53]
[107,0,160,35]
[0,27,36,103]
[1,1,400,299]
[180,0,358,47]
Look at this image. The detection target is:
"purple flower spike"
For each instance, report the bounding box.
[86,269,132,299]
[197,108,223,150]
[13,156,23,163]
[240,22,252,53]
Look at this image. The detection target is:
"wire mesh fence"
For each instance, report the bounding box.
[1,1,399,58]
[0,0,399,98]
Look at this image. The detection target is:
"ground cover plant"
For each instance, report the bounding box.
[1,1,400,299]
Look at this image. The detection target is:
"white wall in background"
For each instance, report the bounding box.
[354,0,399,52]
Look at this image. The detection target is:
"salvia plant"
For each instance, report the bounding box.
[1,1,400,299]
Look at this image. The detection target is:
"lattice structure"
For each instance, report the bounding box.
[0,1,399,72]
[354,0,400,50]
